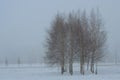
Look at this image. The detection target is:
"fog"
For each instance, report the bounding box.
[0,0,120,64]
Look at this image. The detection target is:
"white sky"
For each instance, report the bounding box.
[0,0,120,64]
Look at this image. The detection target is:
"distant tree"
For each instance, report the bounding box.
[5,57,8,66]
[17,57,21,65]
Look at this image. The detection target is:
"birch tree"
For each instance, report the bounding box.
[45,14,67,74]
[89,9,106,73]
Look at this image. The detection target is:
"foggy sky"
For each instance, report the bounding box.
[0,0,120,64]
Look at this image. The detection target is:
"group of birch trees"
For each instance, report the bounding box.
[45,9,106,75]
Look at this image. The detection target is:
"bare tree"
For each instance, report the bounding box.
[17,57,21,66]
[67,12,79,75]
[89,9,106,74]
[45,14,67,74]
[5,57,8,66]
[44,9,106,75]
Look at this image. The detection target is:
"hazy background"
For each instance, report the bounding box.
[0,0,120,64]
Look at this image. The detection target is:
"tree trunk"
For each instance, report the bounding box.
[61,55,65,75]
[69,48,73,75]
[87,56,90,70]
[69,61,73,75]
[90,54,94,73]
[95,63,97,75]
[80,53,84,75]
[61,65,64,74]
[61,51,65,74]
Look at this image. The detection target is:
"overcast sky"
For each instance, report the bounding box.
[0,0,120,64]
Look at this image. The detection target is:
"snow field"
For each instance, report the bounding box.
[0,63,119,80]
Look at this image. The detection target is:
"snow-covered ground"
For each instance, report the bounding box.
[0,63,119,80]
